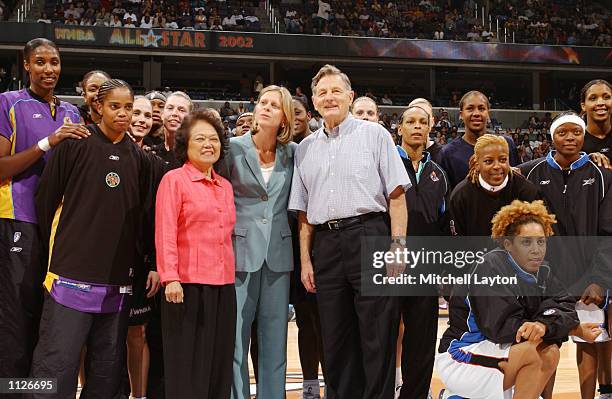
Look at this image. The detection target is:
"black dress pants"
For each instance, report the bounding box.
[313,214,399,399]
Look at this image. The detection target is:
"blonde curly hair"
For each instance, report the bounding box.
[491,200,556,239]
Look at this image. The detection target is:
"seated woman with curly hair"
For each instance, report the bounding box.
[437,200,603,399]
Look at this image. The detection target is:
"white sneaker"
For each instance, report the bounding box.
[288,304,296,322]
[302,386,321,399]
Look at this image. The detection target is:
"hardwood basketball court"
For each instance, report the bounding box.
[272,316,584,399]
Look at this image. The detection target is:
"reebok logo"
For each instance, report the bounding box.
[540,180,550,185]
[430,171,439,182]
[10,247,22,252]
[32,113,42,119]
[583,178,595,186]
[109,155,120,161]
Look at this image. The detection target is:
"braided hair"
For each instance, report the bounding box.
[467,134,511,183]
[96,79,134,104]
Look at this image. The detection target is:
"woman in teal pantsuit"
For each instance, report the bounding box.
[218,85,296,399]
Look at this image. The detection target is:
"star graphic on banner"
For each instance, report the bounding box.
[141,29,162,48]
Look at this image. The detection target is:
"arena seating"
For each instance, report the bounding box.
[17,0,610,46]
[277,0,611,46]
[36,0,262,31]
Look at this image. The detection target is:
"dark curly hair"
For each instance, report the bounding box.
[174,109,227,166]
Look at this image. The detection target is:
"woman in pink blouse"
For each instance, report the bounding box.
[155,109,236,399]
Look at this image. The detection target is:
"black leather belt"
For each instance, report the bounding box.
[315,212,383,231]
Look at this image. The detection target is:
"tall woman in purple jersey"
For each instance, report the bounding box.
[0,38,88,378]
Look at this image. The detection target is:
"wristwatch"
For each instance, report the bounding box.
[391,237,406,246]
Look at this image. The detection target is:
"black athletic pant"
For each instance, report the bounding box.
[146,293,165,399]
[399,296,438,399]
[313,213,399,399]
[294,299,325,380]
[0,219,44,378]
[162,283,236,399]
[29,294,129,399]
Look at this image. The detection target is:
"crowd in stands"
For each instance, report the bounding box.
[280,0,612,46]
[36,0,262,31]
[490,0,612,46]
[0,0,606,47]
[0,0,9,21]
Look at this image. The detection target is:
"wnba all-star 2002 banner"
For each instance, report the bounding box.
[1,22,610,66]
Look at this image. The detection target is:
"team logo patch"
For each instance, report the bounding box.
[583,178,595,186]
[13,232,21,243]
[540,180,550,185]
[543,309,556,316]
[430,171,439,182]
[105,172,121,188]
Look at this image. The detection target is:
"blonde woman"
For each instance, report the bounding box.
[448,134,539,236]
[218,85,296,399]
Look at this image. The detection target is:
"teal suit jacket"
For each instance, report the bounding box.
[219,133,296,273]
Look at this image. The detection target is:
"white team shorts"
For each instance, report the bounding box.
[571,302,610,343]
[435,340,512,399]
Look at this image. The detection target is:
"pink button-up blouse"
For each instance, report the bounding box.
[156,162,236,285]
